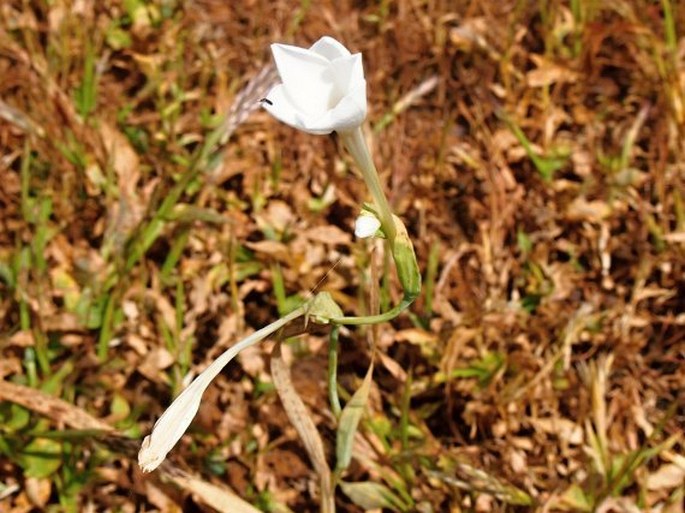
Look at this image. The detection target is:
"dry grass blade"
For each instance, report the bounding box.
[0,380,258,513]
[219,64,279,145]
[338,481,408,512]
[429,461,533,507]
[172,474,262,513]
[578,353,614,476]
[0,379,113,432]
[0,98,45,137]
[271,339,334,513]
[374,74,439,132]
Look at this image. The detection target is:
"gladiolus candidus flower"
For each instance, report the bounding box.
[262,36,395,241]
[262,36,367,135]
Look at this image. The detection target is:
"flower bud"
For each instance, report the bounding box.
[354,211,382,239]
[391,215,421,300]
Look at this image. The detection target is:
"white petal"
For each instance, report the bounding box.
[262,83,311,132]
[331,54,365,94]
[271,43,336,116]
[355,213,381,238]
[309,36,352,61]
[263,84,334,134]
[301,81,367,133]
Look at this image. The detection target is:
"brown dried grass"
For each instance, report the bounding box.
[0,1,683,512]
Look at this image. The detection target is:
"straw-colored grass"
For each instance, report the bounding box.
[0,1,683,511]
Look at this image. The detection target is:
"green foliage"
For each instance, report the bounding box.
[73,43,98,119]
[335,364,374,473]
[500,111,570,181]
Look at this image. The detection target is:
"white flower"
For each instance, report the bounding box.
[354,211,381,238]
[262,36,367,135]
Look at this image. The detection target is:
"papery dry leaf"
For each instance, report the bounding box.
[245,240,290,259]
[126,333,149,355]
[396,328,438,345]
[144,290,177,333]
[530,417,583,445]
[255,200,296,234]
[646,464,685,491]
[507,448,527,475]
[0,97,44,136]
[24,477,51,508]
[137,347,175,384]
[42,313,83,332]
[122,300,140,321]
[377,351,407,382]
[663,231,685,243]
[545,262,578,301]
[144,481,183,513]
[98,122,140,199]
[566,197,612,222]
[305,224,352,245]
[6,330,34,347]
[0,357,22,379]
[527,60,579,87]
[172,475,262,513]
[571,149,594,177]
[633,286,677,304]
[270,340,333,511]
[0,380,113,432]
[595,497,643,513]
[237,343,265,377]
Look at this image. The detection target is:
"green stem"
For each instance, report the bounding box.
[124,168,199,272]
[97,292,117,361]
[328,324,341,418]
[339,127,396,242]
[332,295,415,325]
[400,370,411,450]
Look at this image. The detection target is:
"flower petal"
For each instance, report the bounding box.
[301,80,367,133]
[309,36,352,61]
[355,213,381,238]
[262,83,311,132]
[271,43,336,116]
[330,54,365,101]
[331,53,366,107]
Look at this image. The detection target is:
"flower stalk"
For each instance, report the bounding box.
[338,127,396,242]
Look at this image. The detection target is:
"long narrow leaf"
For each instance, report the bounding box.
[271,340,334,513]
[339,481,409,512]
[336,363,374,472]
